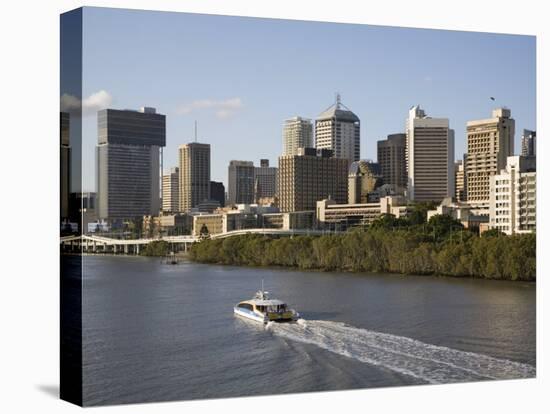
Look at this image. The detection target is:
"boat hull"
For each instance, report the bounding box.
[233,307,298,324]
[233,307,267,324]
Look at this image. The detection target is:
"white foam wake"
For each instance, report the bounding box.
[266,319,535,384]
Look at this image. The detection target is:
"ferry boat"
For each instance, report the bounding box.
[234,283,299,324]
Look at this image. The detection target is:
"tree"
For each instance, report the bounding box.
[188,218,535,281]
[426,214,464,242]
[408,202,437,225]
[481,228,505,238]
[370,213,399,230]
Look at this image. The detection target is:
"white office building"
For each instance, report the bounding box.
[282,116,313,156]
[315,94,360,164]
[489,155,536,235]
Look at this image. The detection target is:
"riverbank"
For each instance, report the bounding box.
[189,230,536,281]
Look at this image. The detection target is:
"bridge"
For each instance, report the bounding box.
[60,234,198,254]
[60,228,340,254]
[209,228,337,239]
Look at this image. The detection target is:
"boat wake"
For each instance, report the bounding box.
[265,319,535,384]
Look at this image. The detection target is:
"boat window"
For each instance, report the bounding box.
[238,303,253,311]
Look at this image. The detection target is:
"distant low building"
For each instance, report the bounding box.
[142,215,162,238]
[87,220,110,233]
[193,214,224,237]
[427,198,489,230]
[159,214,192,236]
[260,211,315,230]
[191,204,311,235]
[316,196,409,230]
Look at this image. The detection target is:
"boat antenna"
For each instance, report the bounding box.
[262,279,264,292]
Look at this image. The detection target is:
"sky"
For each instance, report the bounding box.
[75,7,536,191]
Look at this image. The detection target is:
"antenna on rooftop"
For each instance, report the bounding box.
[335,92,341,108]
[194,120,197,142]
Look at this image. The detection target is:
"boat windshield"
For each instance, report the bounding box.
[266,304,287,313]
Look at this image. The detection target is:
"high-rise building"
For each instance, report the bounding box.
[178,143,211,213]
[489,155,536,235]
[228,160,255,205]
[254,159,278,202]
[96,107,166,221]
[406,105,454,203]
[162,167,179,213]
[315,94,360,163]
[210,181,225,207]
[455,159,466,202]
[465,108,515,212]
[521,129,536,156]
[278,148,348,212]
[348,160,383,204]
[283,117,313,156]
[377,133,407,190]
[60,112,71,221]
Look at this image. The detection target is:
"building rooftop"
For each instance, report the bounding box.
[317,94,359,122]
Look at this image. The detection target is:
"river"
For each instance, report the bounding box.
[80,256,536,406]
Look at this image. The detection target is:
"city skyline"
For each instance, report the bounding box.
[67,7,535,191]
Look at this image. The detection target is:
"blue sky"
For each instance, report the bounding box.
[78,7,536,191]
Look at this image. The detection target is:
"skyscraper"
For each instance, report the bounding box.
[455,159,466,202]
[282,116,313,156]
[406,105,454,203]
[209,181,225,207]
[489,155,536,234]
[521,129,536,156]
[377,133,407,190]
[60,112,71,221]
[348,160,383,204]
[178,143,211,213]
[315,94,360,164]
[278,148,348,212]
[228,160,255,205]
[465,108,515,211]
[254,159,278,202]
[96,107,166,221]
[162,167,179,213]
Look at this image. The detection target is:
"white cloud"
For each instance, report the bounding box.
[60,89,113,116]
[176,97,243,119]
